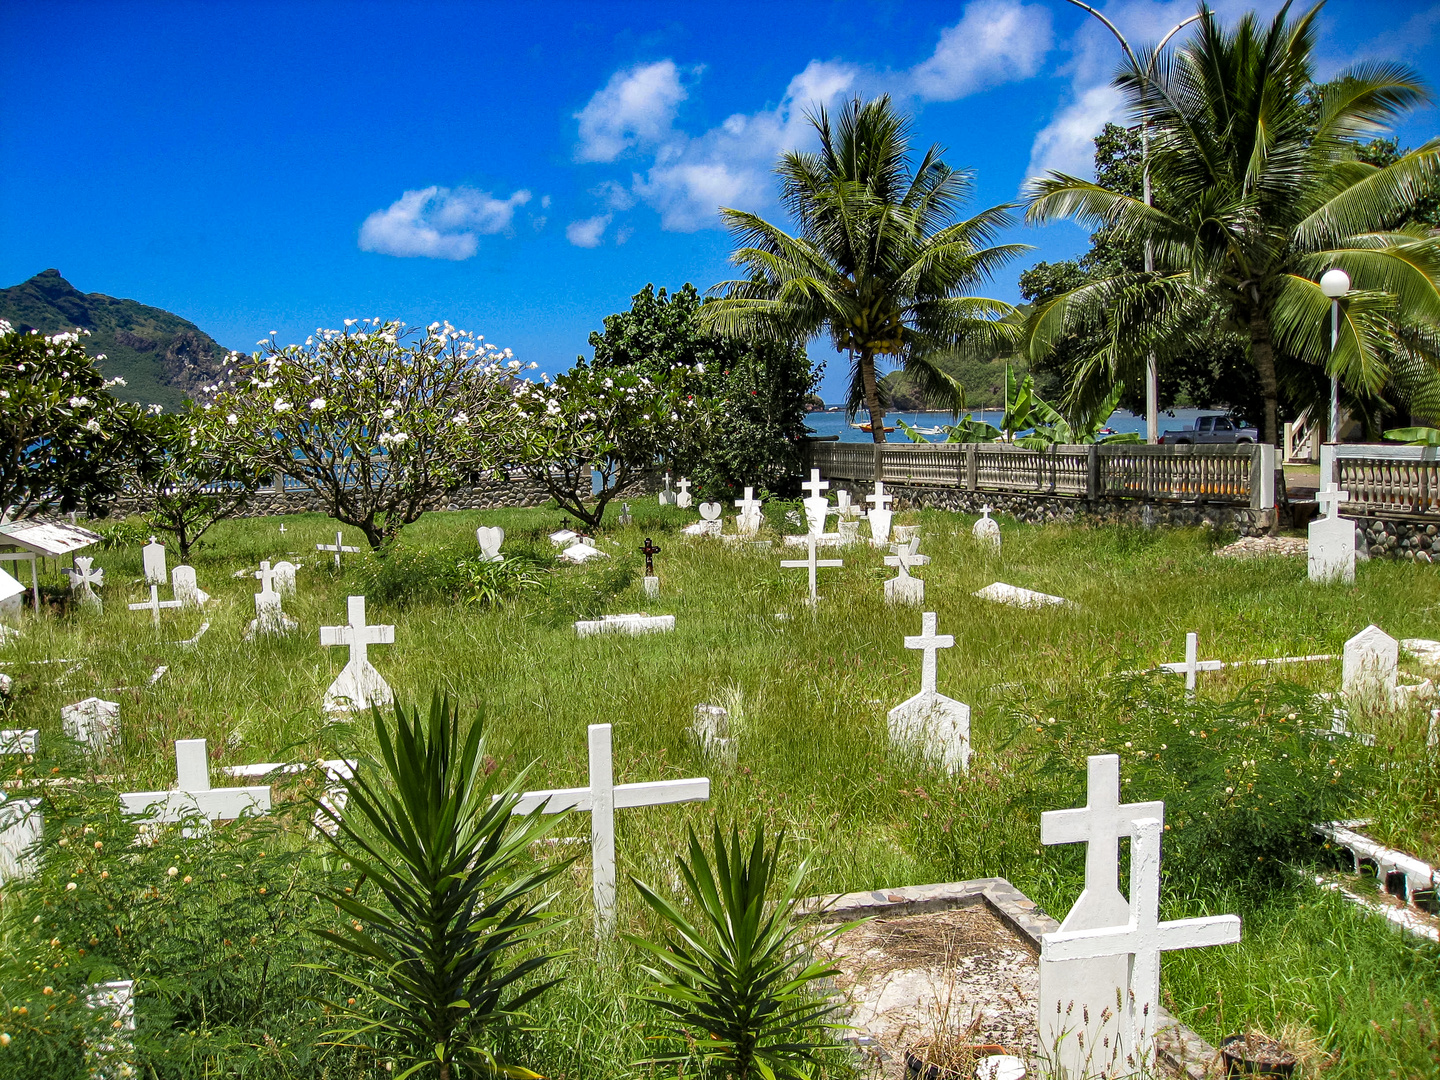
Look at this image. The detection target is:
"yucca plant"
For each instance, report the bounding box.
[626,823,863,1080]
[311,692,574,1080]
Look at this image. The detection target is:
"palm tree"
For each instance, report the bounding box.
[702,95,1028,442]
[1024,1,1440,446]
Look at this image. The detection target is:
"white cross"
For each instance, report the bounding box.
[504,723,709,934]
[884,536,931,580]
[676,477,691,499]
[279,523,287,534]
[903,611,953,695]
[253,560,278,594]
[1042,817,1241,1059]
[66,557,104,603]
[127,583,183,626]
[1158,632,1225,696]
[735,486,761,516]
[800,469,829,500]
[120,739,271,832]
[320,596,393,668]
[1317,483,1350,521]
[980,504,994,516]
[316,530,361,568]
[780,534,843,604]
[866,480,893,511]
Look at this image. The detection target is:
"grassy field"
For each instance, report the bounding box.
[2,501,1438,1078]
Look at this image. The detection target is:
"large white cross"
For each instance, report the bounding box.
[904,611,953,695]
[320,596,393,668]
[884,536,931,580]
[66,556,104,602]
[120,739,271,832]
[128,584,183,626]
[504,723,709,934]
[1317,483,1350,522]
[1158,632,1224,696]
[780,534,843,604]
[317,530,361,568]
[253,560,278,594]
[866,480,893,511]
[1042,816,1241,1060]
[735,486,761,517]
[801,469,829,501]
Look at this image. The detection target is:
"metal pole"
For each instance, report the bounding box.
[1330,299,1340,443]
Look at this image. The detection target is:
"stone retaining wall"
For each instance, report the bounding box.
[1355,517,1440,563]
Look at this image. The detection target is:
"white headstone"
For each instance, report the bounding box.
[171,564,210,607]
[675,477,694,509]
[1038,755,1164,1077]
[1308,484,1355,583]
[973,505,1001,554]
[62,697,120,752]
[142,537,168,585]
[0,796,42,883]
[800,470,831,535]
[735,487,764,536]
[248,562,297,638]
[779,534,843,606]
[120,738,271,830]
[574,614,675,637]
[64,556,104,608]
[883,535,931,606]
[835,488,862,520]
[319,596,395,713]
[1343,624,1399,700]
[272,560,299,595]
[866,481,894,545]
[887,612,970,773]
[1158,632,1224,697]
[658,473,676,507]
[691,704,736,766]
[838,520,860,545]
[618,503,633,526]
[699,501,722,521]
[317,530,361,568]
[642,575,660,598]
[0,729,37,755]
[477,526,505,563]
[504,723,709,933]
[973,582,1072,609]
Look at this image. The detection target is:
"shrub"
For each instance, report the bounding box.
[356,545,548,609]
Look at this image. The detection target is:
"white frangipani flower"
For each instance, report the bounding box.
[226,413,238,426]
[274,400,293,413]
[68,395,90,408]
[382,408,395,420]
[309,398,326,411]
[84,419,101,433]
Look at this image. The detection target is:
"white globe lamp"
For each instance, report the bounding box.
[1320,268,1351,298]
[1320,268,1350,443]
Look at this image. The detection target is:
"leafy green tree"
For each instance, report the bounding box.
[0,321,152,520]
[703,95,1027,442]
[1025,3,1440,445]
[588,284,816,498]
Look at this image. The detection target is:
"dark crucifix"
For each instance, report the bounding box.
[641,537,660,575]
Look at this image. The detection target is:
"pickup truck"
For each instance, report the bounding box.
[1157,414,1256,445]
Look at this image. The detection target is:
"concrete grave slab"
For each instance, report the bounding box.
[973,583,1073,609]
[574,614,675,637]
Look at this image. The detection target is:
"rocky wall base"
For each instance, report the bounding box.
[1355,518,1440,563]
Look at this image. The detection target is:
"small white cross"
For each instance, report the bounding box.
[279,523,288,534]
[1317,483,1350,522]
[800,469,829,500]
[253,560,278,594]
[503,723,709,934]
[980,504,994,516]
[127,584,183,626]
[1158,632,1225,696]
[120,739,271,832]
[903,611,953,695]
[316,530,361,568]
[884,536,931,580]
[676,477,691,498]
[866,480,893,511]
[735,486,761,516]
[66,557,104,602]
[320,596,393,668]
[780,534,843,604]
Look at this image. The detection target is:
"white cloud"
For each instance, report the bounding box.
[566,214,612,248]
[359,186,532,260]
[592,179,637,211]
[1026,83,1125,179]
[574,60,688,163]
[910,0,1053,101]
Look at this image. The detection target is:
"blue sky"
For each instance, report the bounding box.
[3,0,1439,404]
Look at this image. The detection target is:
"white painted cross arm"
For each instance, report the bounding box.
[120,739,271,824]
[506,777,710,816]
[1157,632,1225,693]
[1041,909,1242,962]
[317,531,362,567]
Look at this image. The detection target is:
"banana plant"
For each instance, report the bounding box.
[1017,383,1142,449]
[1384,426,1440,445]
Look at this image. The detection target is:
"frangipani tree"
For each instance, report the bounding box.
[1024,3,1440,445]
[209,320,532,550]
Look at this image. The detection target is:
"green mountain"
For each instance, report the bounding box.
[0,269,230,412]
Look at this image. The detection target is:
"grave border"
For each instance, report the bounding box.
[797,877,1220,1080]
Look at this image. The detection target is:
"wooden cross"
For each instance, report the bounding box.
[641,537,661,575]
[780,534,843,605]
[1158,632,1224,696]
[120,739,272,833]
[320,596,393,669]
[127,583,183,626]
[1317,483,1350,521]
[903,611,953,695]
[800,469,829,501]
[1042,815,1241,1060]
[503,723,709,934]
[316,530,361,568]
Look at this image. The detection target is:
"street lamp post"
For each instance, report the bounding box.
[1061,1,1200,444]
[1320,268,1351,443]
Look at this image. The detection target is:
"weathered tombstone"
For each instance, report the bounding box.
[574,614,675,637]
[973,505,1001,554]
[0,730,37,755]
[1038,755,1164,1077]
[867,481,894,546]
[691,704,736,766]
[1343,624,1398,701]
[1041,800,1241,1073]
[319,596,395,713]
[272,560,299,595]
[883,535,930,606]
[560,541,608,563]
[85,978,136,1072]
[247,561,297,638]
[64,556,104,608]
[835,488,862,520]
[476,526,505,563]
[502,723,709,933]
[658,473,677,507]
[1308,484,1355,584]
[683,502,724,537]
[128,583,183,625]
[550,524,579,547]
[142,537,168,585]
[170,564,210,607]
[973,582,1073,609]
[780,534,843,606]
[837,519,860,545]
[1158,632,1224,698]
[800,470,831,535]
[62,697,120,752]
[641,537,661,598]
[887,611,970,773]
[735,487,764,537]
[120,738,271,832]
[618,503,633,527]
[0,795,42,883]
[316,530,361,568]
[675,476,694,510]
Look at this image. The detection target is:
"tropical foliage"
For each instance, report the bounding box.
[1024,2,1440,444]
[703,95,1026,442]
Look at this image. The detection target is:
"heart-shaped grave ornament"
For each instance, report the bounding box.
[699,502,723,521]
[476,526,505,562]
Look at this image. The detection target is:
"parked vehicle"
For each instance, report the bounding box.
[1158,414,1256,445]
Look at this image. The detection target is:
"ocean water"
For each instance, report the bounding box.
[802,407,1235,444]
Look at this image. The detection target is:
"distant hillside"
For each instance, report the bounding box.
[0,269,230,412]
[879,352,1033,412]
